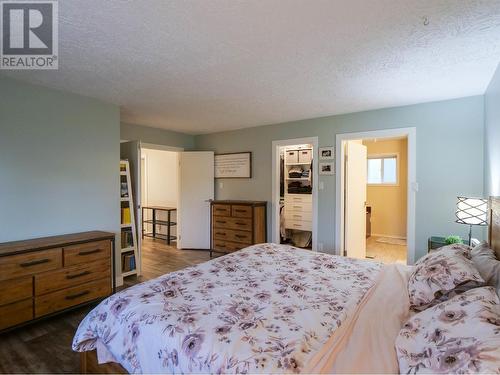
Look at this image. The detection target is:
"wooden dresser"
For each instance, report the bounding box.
[211,200,267,256]
[0,231,115,332]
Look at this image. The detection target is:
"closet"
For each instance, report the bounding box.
[280,144,313,248]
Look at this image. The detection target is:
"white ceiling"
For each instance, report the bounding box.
[4,0,500,134]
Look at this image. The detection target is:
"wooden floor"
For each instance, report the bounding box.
[0,239,210,374]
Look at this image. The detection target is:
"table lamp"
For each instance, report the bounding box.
[455,197,488,246]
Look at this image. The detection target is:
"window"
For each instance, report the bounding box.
[367,155,398,184]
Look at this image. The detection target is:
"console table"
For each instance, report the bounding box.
[142,206,177,245]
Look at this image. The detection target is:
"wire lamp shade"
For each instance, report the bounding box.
[455,197,488,226]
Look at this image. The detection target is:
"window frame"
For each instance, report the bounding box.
[366,153,399,186]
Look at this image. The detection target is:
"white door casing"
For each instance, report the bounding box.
[335,127,417,264]
[271,137,319,251]
[178,151,214,249]
[344,141,367,259]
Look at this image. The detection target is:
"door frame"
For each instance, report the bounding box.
[140,145,184,242]
[271,136,319,251]
[335,127,417,264]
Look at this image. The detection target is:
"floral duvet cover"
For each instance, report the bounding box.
[73,243,381,374]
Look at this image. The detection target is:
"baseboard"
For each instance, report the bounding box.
[371,233,407,240]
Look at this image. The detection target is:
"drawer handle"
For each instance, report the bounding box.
[216,244,226,248]
[78,249,101,256]
[236,222,246,225]
[20,258,50,267]
[65,290,90,300]
[215,208,226,211]
[216,220,227,224]
[66,270,91,280]
[235,234,247,239]
[293,206,302,209]
[234,209,247,213]
[293,215,302,218]
[215,232,226,236]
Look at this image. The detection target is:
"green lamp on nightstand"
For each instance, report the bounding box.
[455,197,488,246]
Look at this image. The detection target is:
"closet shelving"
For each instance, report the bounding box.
[280,145,313,249]
[120,160,138,278]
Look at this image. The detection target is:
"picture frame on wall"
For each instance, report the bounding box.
[319,162,335,175]
[215,152,252,178]
[319,146,334,160]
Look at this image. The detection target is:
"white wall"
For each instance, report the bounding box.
[196,96,485,260]
[0,76,120,243]
[484,62,500,197]
[142,149,178,238]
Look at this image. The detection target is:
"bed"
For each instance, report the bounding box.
[74,197,500,374]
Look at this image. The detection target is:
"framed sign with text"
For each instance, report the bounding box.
[215,152,252,178]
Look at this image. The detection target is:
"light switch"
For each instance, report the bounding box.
[219,182,224,189]
[411,182,419,192]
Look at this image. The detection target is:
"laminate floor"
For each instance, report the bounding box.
[366,235,407,264]
[0,239,210,374]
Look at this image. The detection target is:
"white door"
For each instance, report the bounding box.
[178,151,214,249]
[345,141,367,259]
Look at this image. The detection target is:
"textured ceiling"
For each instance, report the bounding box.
[4,0,500,134]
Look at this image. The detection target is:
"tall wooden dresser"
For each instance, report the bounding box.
[210,200,267,256]
[0,231,115,332]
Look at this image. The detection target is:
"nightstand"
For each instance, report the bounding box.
[427,236,479,253]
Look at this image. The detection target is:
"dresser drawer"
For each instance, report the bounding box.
[231,205,252,218]
[35,278,111,318]
[0,277,32,306]
[284,211,313,222]
[212,240,247,253]
[285,219,312,231]
[0,248,62,282]
[212,204,231,217]
[63,240,110,267]
[212,217,252,231]
[0,299,33,330]
[35,259,111,296]
[285,194,312,204]
[213,228,253,244]
[286,202,312,213]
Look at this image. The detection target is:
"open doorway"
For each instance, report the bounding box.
[120,142,214,283]
[335,128,417,264]
[363,137,408,263]
[141,147,179,248]
[272,137,319,251]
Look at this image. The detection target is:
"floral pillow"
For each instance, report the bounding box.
[409,244,484,310]
[395,287,500,374]
[472,242,500,296]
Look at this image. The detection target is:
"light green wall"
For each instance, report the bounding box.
[196,96,485,259]
[121,122,195,150]
[0,76,120,243]
[485,63,500,197]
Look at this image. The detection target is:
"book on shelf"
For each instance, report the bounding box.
[121,207,131,224]
[121,230,134,248]
[122,253,136,272]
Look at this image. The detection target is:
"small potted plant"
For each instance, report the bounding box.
[445,235,463,245]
